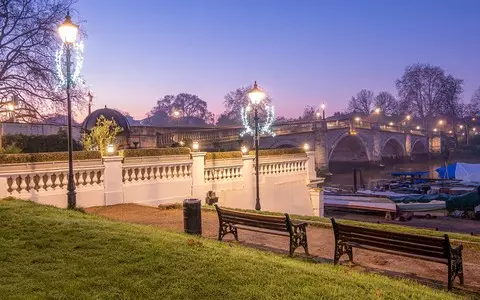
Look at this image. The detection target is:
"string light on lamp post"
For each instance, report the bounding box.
[242,81,273,211]
[57,12,80,209]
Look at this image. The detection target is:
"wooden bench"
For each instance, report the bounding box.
[214,205,309,256]
[330,218,464,290]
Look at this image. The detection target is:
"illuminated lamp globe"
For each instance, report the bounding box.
[389,122,394,126]
[303,143,309,151]
[321,103,326,110]
[58,13,79,44]
[416,126,421,130]
[406,115,411,120]
[433,128,438,132]
[192,141,199,151]
[374,108,381,114]
[354,117,361,122]
[241,146,248,154]
[248,81,266,105]
[106,144,115,155]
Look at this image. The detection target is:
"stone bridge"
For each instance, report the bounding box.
[125,118,438,170]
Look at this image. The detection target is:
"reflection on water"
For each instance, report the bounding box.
[327,157,480,189]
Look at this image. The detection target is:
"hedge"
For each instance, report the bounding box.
[205,151,242,160]
[2,132,82,153]
[120,147,191,158]
[248,148,305,156]
[0,151,102,165]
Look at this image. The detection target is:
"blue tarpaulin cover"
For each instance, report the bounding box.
[436,164,457,179]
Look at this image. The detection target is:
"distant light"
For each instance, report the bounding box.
[192,141,199,150]
[179,141,185,146]
[433,128,438,132]
[374,108,380,114]
[354,117,361,122]
[316,112,321,118]
[303,143,309,151]
[473,127,477,132]
[349,130,357,135]
[438,120,444,125]
[389,122,394,126]
[7,103,14,111]
[416,126,421,130]
[462,133,465,136]
[173,110,180,117]
[459,125,464,129]
[321,103,326,110]
[406,115,411,120]
[241,145,248,154]
[473,118,477,122]
[106,144,115,155]
[448,130,452,134]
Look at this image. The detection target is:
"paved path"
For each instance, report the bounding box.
[87,204,480,294]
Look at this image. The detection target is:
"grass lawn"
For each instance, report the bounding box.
[0,199,464,299]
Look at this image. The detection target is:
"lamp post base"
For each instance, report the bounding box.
[67,191,77,209]
[255,198,261,211]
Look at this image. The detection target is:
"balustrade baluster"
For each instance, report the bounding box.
[19,175,28,194]
[161,166,167,179]
[10,176,19,194]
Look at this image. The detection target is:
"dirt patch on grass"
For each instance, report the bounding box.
[86,204,480,294]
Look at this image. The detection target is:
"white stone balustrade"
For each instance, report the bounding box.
[122,163,191,184]
[257,156,307,175]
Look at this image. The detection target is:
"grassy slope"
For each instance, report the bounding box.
[204,206,480,246]
[0,200,461,300]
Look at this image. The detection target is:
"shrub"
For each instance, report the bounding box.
[0,151,102,165]
[205,151,242,160]
[0,144,23,154]
[82,115,123,155]
[2,131,82,153]
[120,147,191,158]
[248,148,304,156]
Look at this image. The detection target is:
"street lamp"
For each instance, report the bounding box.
[374,108,381,114]
[7,102,15,122]
[321,102,326,120]
[248,81,266,211]
[406,115,411,121]
[87,91,93,115]
[316,111,321,119]
[58,12,79,209]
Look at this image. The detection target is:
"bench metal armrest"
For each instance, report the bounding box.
[291,221,308,228]
[450,244,463,256]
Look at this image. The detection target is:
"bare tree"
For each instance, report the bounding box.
[0,0,86,122]
[373,91,397,115]
[467,85,480,116]
[221,84,272,125]
[348,89,373,114]
[395,64,447,120]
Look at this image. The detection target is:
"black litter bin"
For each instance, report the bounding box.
[183,199,202,235]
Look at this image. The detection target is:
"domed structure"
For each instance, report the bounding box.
[81,106,130,136]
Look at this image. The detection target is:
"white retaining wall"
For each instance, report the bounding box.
[0,151,324,216]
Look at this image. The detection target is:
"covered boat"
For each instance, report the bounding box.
[436,163,480,182]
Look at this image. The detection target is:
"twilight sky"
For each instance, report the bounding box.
[75,0,480,120]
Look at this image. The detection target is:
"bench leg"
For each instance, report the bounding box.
[289,224,308,257]
[450,249,464,288]
[334,242,353,265]
[218,223,238,241]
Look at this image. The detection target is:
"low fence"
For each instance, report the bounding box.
[0,151,322,216]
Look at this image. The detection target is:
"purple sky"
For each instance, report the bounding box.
[75,0,480,120]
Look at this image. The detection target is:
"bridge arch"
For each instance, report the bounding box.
[411,139,428,155]
[381,137,406,159]
[328,132,371,163]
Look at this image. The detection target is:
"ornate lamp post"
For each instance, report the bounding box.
[321,102,326,120]
[87,91,93,115]
[58,12,79,209]
[248,81,266,211]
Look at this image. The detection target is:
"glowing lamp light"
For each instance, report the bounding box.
[389,122,394,126]
[179,141,185,146]
[7,103,14,111]
[248,81,266,105]
[416,126,421,130]
[192,141,199,151]
[246,105,251,112]
[173,110,180,117]
[303,143,309,151]
[58,13,79,44]
[473,128,477,132]
[459,125,464,129]
[241,145,248,154]
[473,118,476,122]
[448,130,452,134]
[354,117,361,122]
[316,112,321,118]
[406,115,411,120]
[106,144,115,155]
[349,130,357,136]
[438,120,444,125]
[321,103,326,110]
[374,108,381,114]
[433,128,438,132]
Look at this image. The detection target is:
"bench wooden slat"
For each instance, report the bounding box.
[233,224,290,237]
[222,216,288,232]
[336,223,445,247]
[345,242,448,264]
[221,214,287,228]
[339,231,445,253]
[220,208,286,224]
[339,235,448,260]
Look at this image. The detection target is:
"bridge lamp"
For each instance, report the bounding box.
[416,126,421,130]
[241,145,248,154]
[438,120,444,126]
[248,81,266,211]
[321,102,326,120]
[303,143,310,151]
[192,141,199,151]
[433,128,438,132]
[389,122,394,126]
[58,12,79,209]
[406,115,411,121]
[448,130,453,134]
[354,117,361,122]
